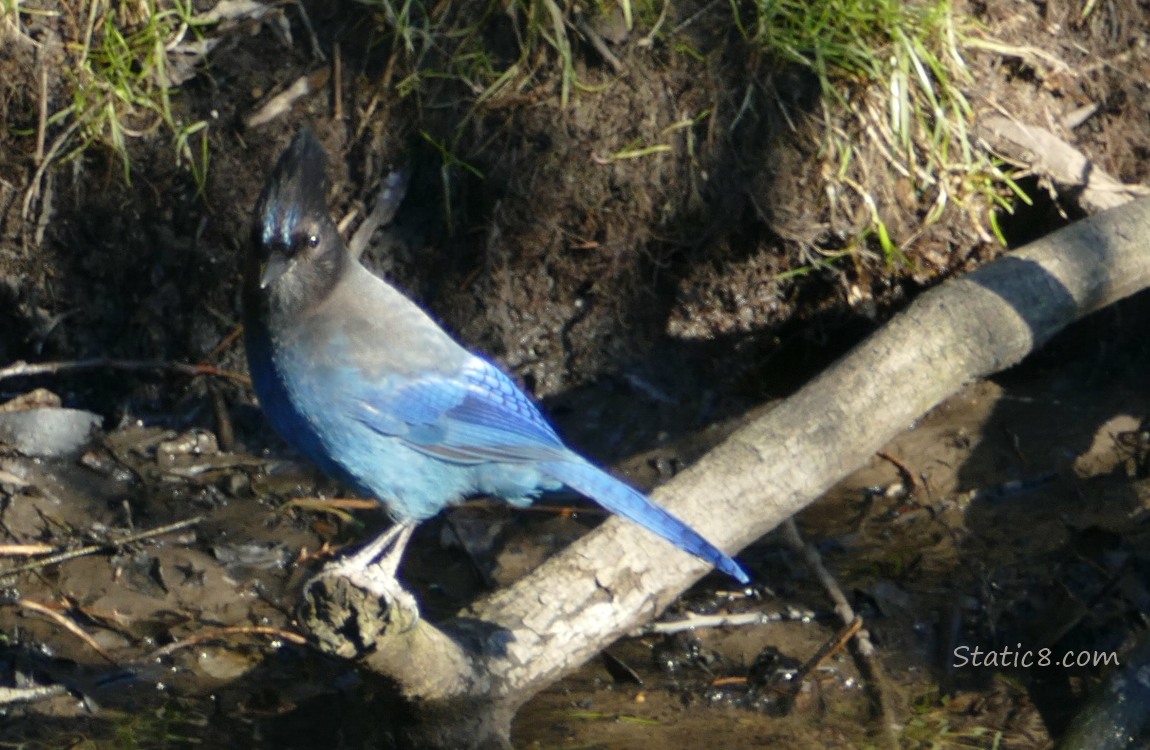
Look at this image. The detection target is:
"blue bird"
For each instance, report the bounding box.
[243,128,749,585]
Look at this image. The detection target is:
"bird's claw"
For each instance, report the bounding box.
[317,522,421,632]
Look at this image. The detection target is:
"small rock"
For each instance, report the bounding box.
[212,542,290,570]
[0,388,62,412]
[0,408,101,457]
[157,430,220,461]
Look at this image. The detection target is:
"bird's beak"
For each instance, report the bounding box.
[259,253,292,289]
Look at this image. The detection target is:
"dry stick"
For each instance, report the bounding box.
[0,544,55,556]
[574,16,627,75]
[0,516,205,581]
[299,196,1150,749]
[876,450,923,497]
[782,520,898,749]
[35,61,47,164]
[348,167,410,260]
[781,519,872,653]
[245,69,330,129]
[780,615,862,702]
[20,116,81,224]
[636,610,813,636]
[979,114,1150,214]
[209,384,236,452]
[0,357,250,386]
[291,0,325,62]
[0,682,70,707]
[17,599,119,665]
[283,497,380,512]
[146,625,308,660]
[199,325,245,364]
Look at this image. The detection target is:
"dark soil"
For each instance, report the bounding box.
[0,0,1149,747]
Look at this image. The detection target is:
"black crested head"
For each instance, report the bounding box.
[247,127,345,314]
[254,127,329,253]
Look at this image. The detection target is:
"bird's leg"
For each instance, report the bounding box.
[331,521,416,579]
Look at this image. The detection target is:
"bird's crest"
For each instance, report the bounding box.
[254,127,330,253]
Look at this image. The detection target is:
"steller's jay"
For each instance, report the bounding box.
[242,128,749,584]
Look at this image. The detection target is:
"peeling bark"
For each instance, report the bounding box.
[299,196,1150,749]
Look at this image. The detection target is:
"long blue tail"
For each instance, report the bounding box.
[540,459,750,584]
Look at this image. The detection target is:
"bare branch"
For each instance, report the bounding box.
[0,358,250,386]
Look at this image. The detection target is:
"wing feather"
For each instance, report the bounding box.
[352,357,566,464]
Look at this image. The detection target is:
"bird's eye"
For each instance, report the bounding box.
[307,234,320,248]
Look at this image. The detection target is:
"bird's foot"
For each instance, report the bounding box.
[314,523,420,634]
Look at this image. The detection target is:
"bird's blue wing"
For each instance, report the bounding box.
[352,356,566,464]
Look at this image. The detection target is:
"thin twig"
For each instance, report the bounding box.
[0,682,69,707]
[634,608,817,636]
[292,0,325,62]
[0,358,250,386]
[20,116,82,224]
[710,675,746,686]
[670,0,720,35]
[33,169,53,250]
[199,325,245,365]
[348,166,410,260]
[877,450,923,497]
[246,69,330,129]
[209,384,235,452]
[0,543,55,556]
[36,61,47,165]
[0,468,28,487]
[780,616,861,702]
[146,625,308,660]
[782,520,868,648]
[0,515,205,581]
[782,519,898,749]
[282,497,380,511]
[574,16,627,75]
[17,599,119,665]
